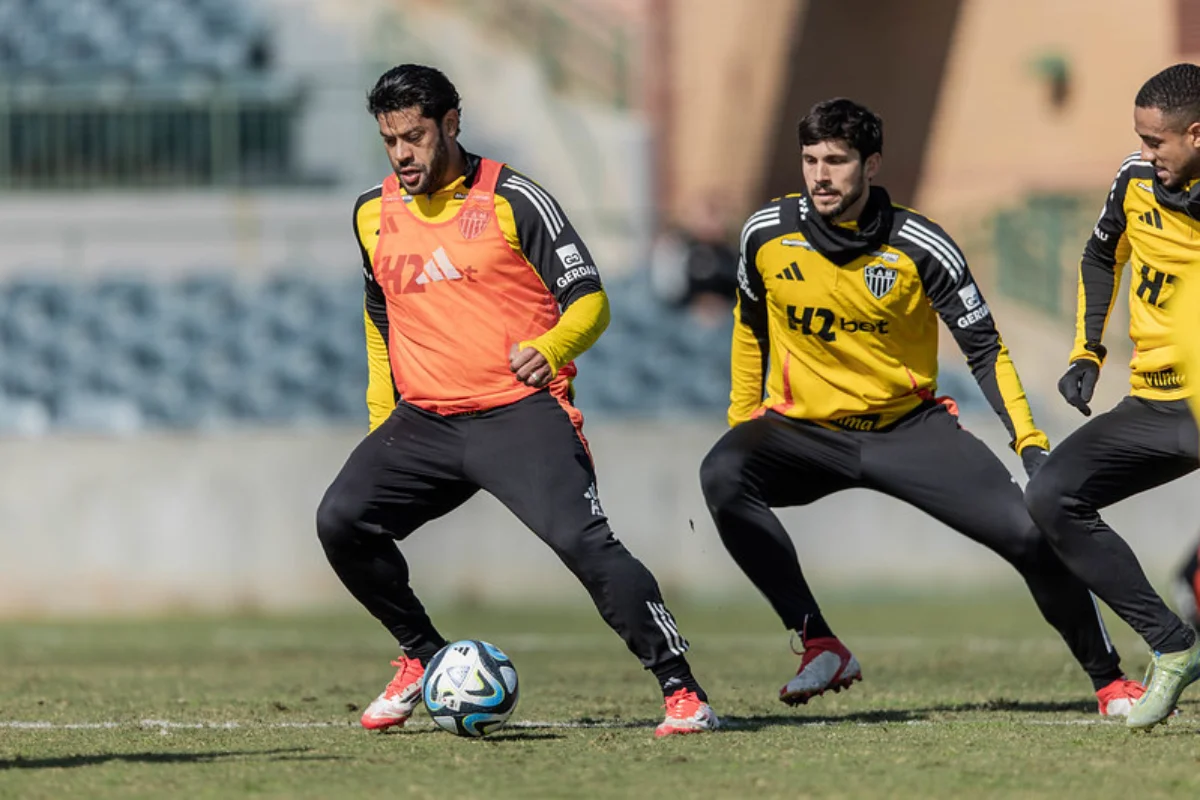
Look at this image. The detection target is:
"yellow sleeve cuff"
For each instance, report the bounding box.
[1016,431,1051,454]
[364,306,396,432]
[520,291,610,373]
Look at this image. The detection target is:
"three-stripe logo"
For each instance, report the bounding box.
[415,246,464,285]
[738,205,782,301]
[775,262,803,281]
[1138,208,1164,229]
[896,219,965,282]
[647,602,688,657]
[501,174,565,240]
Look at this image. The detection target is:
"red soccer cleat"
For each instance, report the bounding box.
[1096,677,1146,717]
[780,636,862,706]
[360,655,426,731]
[654,688,720,737]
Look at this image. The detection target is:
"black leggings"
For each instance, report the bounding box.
[1026,396,1198,653]
[701,404,1123,685]
[316,391,691,669]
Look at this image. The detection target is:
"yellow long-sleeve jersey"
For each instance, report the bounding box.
[731,193,1047,454]
[1072,152,1200,398]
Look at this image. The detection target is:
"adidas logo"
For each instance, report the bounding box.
[1138,208,1164,229]
[416,246,465,284]
[775,262,803,281]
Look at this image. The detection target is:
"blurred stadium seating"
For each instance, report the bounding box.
[0,0,270,79]
[0,268,992,434]
[0,269,740,433]
[0,0,301,188]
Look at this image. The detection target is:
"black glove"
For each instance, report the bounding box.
[1020,446,1048,480]
[1057,360,1100,416]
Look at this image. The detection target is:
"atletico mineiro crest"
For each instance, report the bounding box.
[458,195,491,240]
[864,264,897,299]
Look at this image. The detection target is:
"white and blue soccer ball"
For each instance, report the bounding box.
[422,639,519,737]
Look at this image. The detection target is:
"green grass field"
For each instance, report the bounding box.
[2,591,1199,799]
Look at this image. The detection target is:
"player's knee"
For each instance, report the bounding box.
[1024,465,1071,535]
[547,522,625,577]
[315,484,365,553]
[699,442,752,514]
[1004,522,1055,570]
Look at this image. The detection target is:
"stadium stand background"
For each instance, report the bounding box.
[0,0,1197,614]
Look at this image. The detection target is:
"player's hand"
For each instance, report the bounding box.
[509,344,554,388]
[1057,360,1100,416]
[1020,446,1049,480]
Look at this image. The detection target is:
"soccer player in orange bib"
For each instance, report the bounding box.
[317,65,717,737]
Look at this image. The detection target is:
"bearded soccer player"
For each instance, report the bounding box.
[699,98,1143,715]
[1026,64,1200,730]
[316,65,717,737]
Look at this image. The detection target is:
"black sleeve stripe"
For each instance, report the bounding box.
[895,217,965,283]
[495,166,601,309]
[355,185,395,400]
[500,172,565,239]
[739,200,785,269]
[354,184,383,280]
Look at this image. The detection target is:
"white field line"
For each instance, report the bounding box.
[10,630,1111,656]
[0,717,1124,732]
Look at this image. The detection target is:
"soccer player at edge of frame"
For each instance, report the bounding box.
[1025,63,1200,731]
[314,64,718,738]
[1169,273,1200,635]
[699,97,1147,717]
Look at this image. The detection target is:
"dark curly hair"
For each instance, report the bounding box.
[1135,63,1200,127]
[798,98,883,159]
[367,64,461,122]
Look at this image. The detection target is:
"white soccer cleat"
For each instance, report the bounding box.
[655,688,720,737]
[360,654,426,731]
[780,636,862,706]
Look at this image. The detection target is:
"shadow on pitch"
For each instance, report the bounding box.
[723,709,926,730]
[0,747,345,771]
[921,698,1096,715]
[723,698,1098,730]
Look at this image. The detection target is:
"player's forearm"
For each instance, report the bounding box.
[958,331,1048,452]
[990,345,1049,452]
[1069,257,1120,364]
[728,317,768,427]
[522,290,610,374]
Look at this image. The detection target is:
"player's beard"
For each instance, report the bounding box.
[1164,155,1200,190]
[819,177,867,221]
[396,131,452,195]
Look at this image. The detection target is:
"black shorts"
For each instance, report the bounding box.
[706,402,1035,554]
[324,390,599,543]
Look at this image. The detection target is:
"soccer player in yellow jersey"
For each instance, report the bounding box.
[1169,276,1200,633]
[700,98,1144,715]
[1026,64,1200,730]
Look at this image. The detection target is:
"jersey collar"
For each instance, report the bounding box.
[397,145,483,199]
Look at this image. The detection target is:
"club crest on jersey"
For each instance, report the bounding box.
[864,264,897,300]
[458,196,491,240]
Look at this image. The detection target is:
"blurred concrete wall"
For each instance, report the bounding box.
[1,412,1195,616]
[918,0,1185,228]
